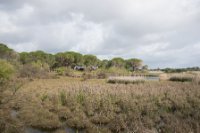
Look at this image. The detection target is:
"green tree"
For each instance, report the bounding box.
[83,54,99,67]
[126,58,143,71]
[55,52,75,67]
[111,57,125,68]
[20,51,55,69]
[0,43,19,61]
[65,52,83,66]
[30,51,49,62]
[99,59,109,68]
[19,52,32,64]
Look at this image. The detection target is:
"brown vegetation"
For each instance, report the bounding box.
[2,76,199,133]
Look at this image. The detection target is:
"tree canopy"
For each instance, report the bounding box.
[1,43,147,71]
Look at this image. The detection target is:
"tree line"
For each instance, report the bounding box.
[0,43,145,71]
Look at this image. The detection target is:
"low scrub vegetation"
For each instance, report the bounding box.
[19,61,50,78]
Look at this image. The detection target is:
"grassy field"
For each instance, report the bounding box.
[1,75,199,133]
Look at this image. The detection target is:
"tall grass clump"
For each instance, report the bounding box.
[40,93,49,102]
[107,76,145,84]
[76,91,86,105]
[59,90,67,106]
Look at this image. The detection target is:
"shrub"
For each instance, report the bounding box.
[0,59,15,84]
[55,67,73,76]
[19,61,50,78]
[96,69,108,79]
[82,72,93,81]
[169,76,193,82]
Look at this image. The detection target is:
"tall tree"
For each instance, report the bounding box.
[0,43,18,61]
[66,52,83,66]
[83,54,99,67]
[126,58,143,71]
[111,57,125,68]
[55,52,75,67]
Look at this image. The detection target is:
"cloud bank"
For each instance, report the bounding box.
[0,0,200,68]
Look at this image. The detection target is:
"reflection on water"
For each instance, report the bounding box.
[10,110,84,133]
[25,128,48,133]
[146,76,159,81]
[65,127,85,133]
[11,110,18,119]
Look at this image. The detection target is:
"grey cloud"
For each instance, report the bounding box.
[0,0,200,68]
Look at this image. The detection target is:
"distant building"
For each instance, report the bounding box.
[74,66,85,71]
[90,66,98,71]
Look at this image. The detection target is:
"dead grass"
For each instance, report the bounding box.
[3,76,200,133]
[107,76,146,84]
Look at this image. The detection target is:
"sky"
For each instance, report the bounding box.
[0,0,200,68]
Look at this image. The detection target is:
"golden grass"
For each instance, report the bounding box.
[2,76,200,133]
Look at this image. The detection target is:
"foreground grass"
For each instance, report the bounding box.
[4,77,200,133]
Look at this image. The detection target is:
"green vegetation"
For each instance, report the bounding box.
[0,43,200,133]
[0,43,146,74]
[0,59,15,84]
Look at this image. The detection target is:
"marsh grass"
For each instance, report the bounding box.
[59,90,67,106]
[107,76,145,84]
[5,77,200,133]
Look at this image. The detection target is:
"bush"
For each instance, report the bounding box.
[55,67,73,76]
[82,72,93,81]
[19,61,50,78]
[96,69,108,79]
[0,59,15,84]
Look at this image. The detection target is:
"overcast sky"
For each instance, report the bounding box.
[0,0,200,68]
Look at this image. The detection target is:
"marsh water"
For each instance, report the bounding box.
[146,76,159,81]
[109,76,160,81]
[11,110,85,133]
[24,127,85,133]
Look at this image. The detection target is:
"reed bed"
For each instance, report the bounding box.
[3,77,200,133]
[107,76,146,84]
